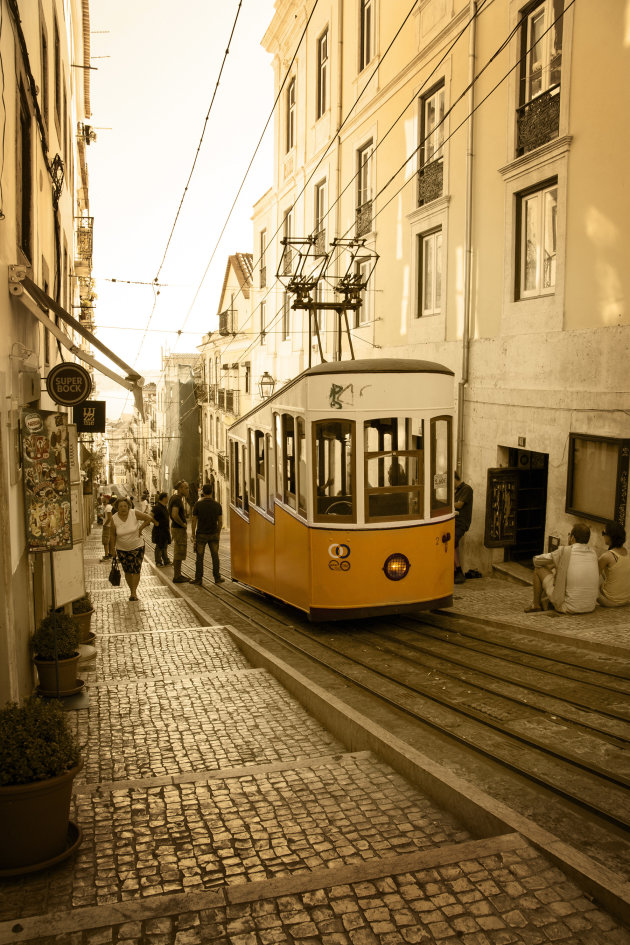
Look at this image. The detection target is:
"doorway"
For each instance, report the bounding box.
[504,448,548,564]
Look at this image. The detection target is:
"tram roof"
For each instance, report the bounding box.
[304,358,454,377]
[230,358,454,432]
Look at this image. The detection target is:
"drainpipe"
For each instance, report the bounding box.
[334,0,344,362]
[456,0,476,474]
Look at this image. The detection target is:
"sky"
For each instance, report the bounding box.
[87,0,276,417]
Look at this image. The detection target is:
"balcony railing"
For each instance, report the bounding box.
[259,265,266,289]
[355,200,372,237]
[218,388,225,410]
[225,389,239,415]
[74,217,94,268]
[417,158,443,206]
[516,85,560,156]
[217,452,229,479]
[313,229,326,255]
[194,383,209,404]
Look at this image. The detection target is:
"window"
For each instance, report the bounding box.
[259,229,266,287]
[517,0,563,154]
[253,430,267,510]
[418,83,445,206]
[244,363,251,395]
[517,180,557,298]
[297,417,307,518]
[430,416,452,517]
[314,180,326,253]
[286,77,296,152]
[354,259,372,327]
[282,207,293,275]
[259,300,266,343]
[417,228,442,317]
[17,83,33,261]
[317,28,328,119]
[53,16,61,129]
[314,420,355,521]
[364,418,424,521]
[359,0,375,72]
[566,435,630,525]
[282,414,297,510]
[356,141,373,236]
[40,23,49,132]
[521,0,563,104]
[282,292,291,341]
[231,441,249,515]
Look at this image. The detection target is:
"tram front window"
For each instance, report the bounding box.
[314,420,355,520]
[364,417,424,520]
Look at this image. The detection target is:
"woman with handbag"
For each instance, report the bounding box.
[151,492,171,566]
[109,498,156,601]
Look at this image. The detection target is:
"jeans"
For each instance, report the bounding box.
[155,541,170,565]
[195,532,220,582]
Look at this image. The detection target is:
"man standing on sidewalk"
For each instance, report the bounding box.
[168,480,190,583]
[191,484,225,585]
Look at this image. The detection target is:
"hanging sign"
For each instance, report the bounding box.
[73,400,106,433]
[46,362,92,406]
[21,408,73,552]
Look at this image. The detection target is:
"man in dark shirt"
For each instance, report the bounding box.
[454,471,473,584]
[191,484,224,585]
[168,480,190,582]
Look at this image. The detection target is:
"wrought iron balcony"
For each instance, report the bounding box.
[417,159,443,206]
[259,265,266,289]
[225,389,239,415]
[219,309,234,335]
[74,217,94,268]
[217,452,229,479]
[194,383,209,404]
[355,200,372,237]
[517,85,560,156]
[313,229,326,255]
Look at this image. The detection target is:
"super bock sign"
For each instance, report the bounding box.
[46,363,92,407]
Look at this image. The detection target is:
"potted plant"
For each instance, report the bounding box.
[0,698,82,874]
[71,593,94,643]
[31,612,81,696]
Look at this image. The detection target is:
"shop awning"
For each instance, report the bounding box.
[9,266,145,418]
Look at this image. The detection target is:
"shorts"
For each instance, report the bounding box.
[172,527,187,562]
[102,525,110,543]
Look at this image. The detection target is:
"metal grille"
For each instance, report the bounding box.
[517,87,560,155]
[417,159,443,206]
[355,200,372,237]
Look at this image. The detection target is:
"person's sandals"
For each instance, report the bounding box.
[129,595,139,601]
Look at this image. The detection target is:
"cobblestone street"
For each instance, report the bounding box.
[1,534,629,944]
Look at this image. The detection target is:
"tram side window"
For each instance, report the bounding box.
[430,415,452,517]
[249,429,256,505]
[275,413,282,501]
[253,429,267,511]
[266,433,274,515]
[231,441,249,515]
[364,417,424,520]
[297,417,306,518]
[314,420,355,521]
[282,413,297,510]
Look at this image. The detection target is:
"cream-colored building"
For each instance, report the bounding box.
[197,253,254,520]
[248,0,629,571]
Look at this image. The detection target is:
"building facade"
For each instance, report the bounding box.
[156,353,201,494]
[0,0,95,702]
[246,0,629,571]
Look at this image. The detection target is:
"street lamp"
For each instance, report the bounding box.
[258,371,275,399]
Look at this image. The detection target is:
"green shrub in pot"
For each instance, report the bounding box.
[31,613,80,661]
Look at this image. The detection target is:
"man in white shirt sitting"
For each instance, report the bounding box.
[525,523,599,615]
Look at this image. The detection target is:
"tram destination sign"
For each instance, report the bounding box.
[46,362,92,407]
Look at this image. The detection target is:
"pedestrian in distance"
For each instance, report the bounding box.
[151,491,171,567]
[454,471,473,584]
[526,523,599,615]
[138,491,150,514]
[100,495,113,561]
[168,480,190,583]
[598,522,630,607]
[191,484,224,585]
[109,497,156,601]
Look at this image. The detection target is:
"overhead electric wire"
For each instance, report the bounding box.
[222,0,570,375]
[211,0,487,365]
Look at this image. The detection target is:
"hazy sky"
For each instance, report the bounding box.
[87,0,276,416]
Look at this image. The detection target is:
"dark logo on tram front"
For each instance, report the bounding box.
[328,543,351,571]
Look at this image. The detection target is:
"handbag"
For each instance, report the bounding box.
[108,556,121,587]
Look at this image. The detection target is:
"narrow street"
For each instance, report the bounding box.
[1,535,629,944]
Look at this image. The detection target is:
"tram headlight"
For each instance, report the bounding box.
[383,553,410,581]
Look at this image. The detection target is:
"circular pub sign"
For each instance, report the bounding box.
[46,362,92,407]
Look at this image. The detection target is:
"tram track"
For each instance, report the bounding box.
[164,545,630,875]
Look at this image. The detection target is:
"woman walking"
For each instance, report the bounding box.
[151,491,171,566]
[109,498,156,601]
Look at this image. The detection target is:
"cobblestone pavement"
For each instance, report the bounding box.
[1,534,629,944]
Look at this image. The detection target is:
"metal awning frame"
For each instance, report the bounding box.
[8,265,145,418]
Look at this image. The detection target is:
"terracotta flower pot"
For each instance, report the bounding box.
[0,761,83,872]
[34,654,80,696]
[72,609,94,643]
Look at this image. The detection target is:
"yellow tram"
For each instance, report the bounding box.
[228,359,455,620]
